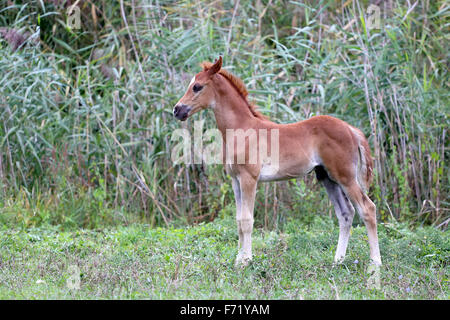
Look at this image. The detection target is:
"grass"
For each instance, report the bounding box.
[0,210,448,299]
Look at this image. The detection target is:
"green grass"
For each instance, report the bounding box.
[1,211,448,299]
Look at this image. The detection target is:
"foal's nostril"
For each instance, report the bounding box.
[173,104,191,121]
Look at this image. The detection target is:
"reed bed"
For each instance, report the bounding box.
[0,0,447,229]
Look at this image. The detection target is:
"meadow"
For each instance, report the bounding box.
[1,213,448,299]
[0,0,448,300]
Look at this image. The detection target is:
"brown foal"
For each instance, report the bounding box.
[173,57,382,266]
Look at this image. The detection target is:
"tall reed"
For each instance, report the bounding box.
[0,0,447,229]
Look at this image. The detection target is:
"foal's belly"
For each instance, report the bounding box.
[258,162,315,182]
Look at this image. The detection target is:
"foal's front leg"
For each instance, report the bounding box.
[231,176,243,252]
[235,173,257,266]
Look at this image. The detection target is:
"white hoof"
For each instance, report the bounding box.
[333,255,345,265]
[235,253,252,267]
[370,257,382,266]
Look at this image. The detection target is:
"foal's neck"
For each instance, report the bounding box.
[212,75,260,135]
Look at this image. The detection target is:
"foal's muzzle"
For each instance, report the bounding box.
[173,104,191,121]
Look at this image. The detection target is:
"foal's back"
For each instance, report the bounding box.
[259,115,362,182]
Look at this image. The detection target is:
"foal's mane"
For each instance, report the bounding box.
[201,61,268,120]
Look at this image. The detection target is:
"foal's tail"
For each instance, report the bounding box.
[350,126,374,192]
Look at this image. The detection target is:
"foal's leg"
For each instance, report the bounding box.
[322,177,356,264]
[235,173,257,266]
[342,182,382,265]
[231,176,243,252]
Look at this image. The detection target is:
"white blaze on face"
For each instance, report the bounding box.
[174,76,197,114]
[189,76,196,88]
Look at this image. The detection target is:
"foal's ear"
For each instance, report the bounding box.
[207,56,222,77]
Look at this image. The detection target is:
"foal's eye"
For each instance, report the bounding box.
[193,83,203,93]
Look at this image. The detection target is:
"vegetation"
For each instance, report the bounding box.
[0,0,448,230]
[0,0,448,300]
[0,0,448,229]
[0,214,448,299]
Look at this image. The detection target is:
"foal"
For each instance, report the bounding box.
[173,57,382,266]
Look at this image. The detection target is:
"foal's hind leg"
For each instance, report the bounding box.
[342,182,382,265]
[318,169,355,264]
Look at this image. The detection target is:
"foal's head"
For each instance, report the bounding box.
[173,57,222,121]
